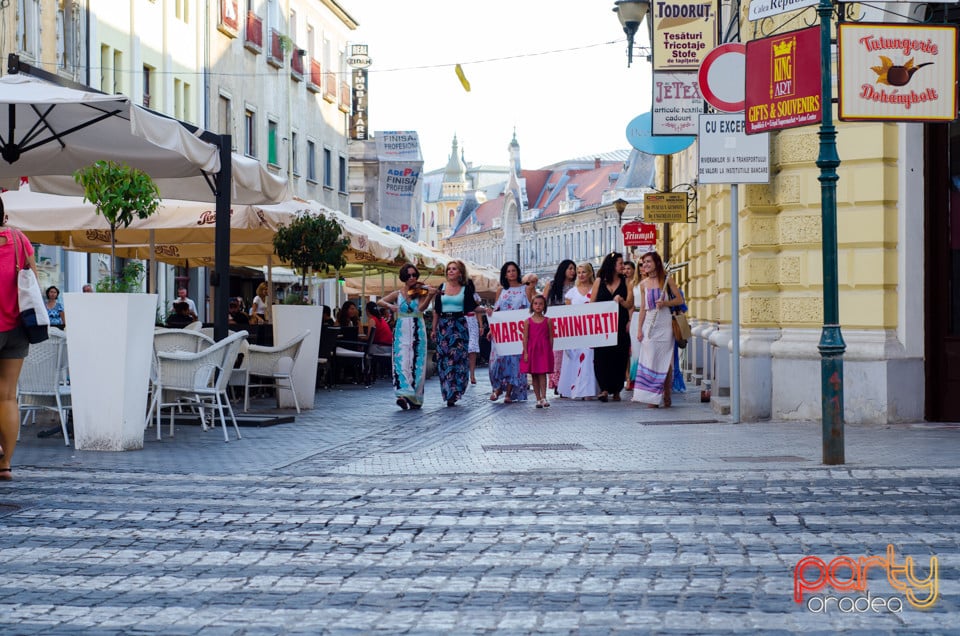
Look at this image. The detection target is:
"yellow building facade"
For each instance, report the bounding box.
[669,1,933,424]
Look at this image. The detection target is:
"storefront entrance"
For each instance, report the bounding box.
[925,121,960,420]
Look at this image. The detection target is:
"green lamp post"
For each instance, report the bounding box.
[816,0,846,464]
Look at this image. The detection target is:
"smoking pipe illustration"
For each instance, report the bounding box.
[872,56,934,87]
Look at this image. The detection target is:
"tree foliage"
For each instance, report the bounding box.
[74,160,161,284]
[272,214,350,291]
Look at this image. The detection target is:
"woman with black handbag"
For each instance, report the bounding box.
[0,194,40,481]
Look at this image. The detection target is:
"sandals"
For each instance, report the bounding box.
[535,400,543,409]
[0,467,11,481]
[542,400,550,408]
[489,390,502,401]
[396,397,409,410]
[598,392,609,403]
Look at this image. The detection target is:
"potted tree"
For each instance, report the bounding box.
[64,161,162,450]
[270,213,349,409]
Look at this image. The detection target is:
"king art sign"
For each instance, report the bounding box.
[745,26,822,134]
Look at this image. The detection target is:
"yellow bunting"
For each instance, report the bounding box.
[455,64,471,92]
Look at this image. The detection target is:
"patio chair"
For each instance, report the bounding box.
[17,329,71,446]
[335,329,373,386]
[147,329,215,437]
[147,331,247,442]
[242,330,309,413]
[316,326,338,389]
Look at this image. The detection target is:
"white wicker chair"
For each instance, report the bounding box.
[243,330,310,413]
[147,331,247,442]
[18,329,71,446]
[147,329,215,437]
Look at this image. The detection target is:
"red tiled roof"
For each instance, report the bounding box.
[449,163,621,239]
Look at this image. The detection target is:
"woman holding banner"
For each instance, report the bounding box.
[631,250,682,407]
[590,251,633,402]
[558,262,598,400]
[543,259,576,394]
[487,261,536,403]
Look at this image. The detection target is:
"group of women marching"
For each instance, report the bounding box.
[375,249,683,411]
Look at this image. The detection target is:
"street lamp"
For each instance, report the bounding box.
[613,197,629,251]
[612,0,650,67]
[816,0,845,465]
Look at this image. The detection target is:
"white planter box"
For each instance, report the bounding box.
[63,292,158,451]
[272,305,321,410]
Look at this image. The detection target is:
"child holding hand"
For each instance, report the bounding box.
[521,294,554,408]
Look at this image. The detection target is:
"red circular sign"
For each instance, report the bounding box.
[699,43,746,113]
[622,221,657,247]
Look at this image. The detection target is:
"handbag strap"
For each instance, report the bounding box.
[9,228,26,273]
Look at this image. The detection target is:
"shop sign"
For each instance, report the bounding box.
[838,23,958,122]
[651,0,717,71]
[748,0,817,21]
[622,221,658,246]
[745,26,822,134]
[652,71,704,135]
[698,114,770,184]
[643,192,688,223]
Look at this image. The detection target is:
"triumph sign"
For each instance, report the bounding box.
[622,221,657,246]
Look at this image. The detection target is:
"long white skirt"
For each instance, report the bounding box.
[631,309,674,404]
[558,347,598,399]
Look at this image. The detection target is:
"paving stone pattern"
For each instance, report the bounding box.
[1,378,958,634]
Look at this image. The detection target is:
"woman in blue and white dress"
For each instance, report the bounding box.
[377,263,437,410]
[486,261,536,403]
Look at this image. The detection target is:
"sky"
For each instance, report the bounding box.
[349,1,653,172]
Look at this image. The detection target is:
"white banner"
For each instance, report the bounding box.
[375,131,423,241]
[487,301,619,356]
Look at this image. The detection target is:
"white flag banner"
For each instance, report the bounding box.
[487,301,620,356]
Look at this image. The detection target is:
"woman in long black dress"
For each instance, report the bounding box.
[590,251,633,402]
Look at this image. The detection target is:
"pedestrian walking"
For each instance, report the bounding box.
[431,260,478,407]
[590,251,633,402]
[542,259,576,395]
[0,196,38,481]
[521,295,554,408]
[487,261,536,403]
[631,250,682,407]
[558,262,599,400]
[377,263,437,410]
[627,258,647,390]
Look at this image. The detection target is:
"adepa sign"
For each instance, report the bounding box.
[622,221,657,246]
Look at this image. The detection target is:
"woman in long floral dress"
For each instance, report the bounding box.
[486,261,536,403]
[431,260,478,407]
[377,263,437,410]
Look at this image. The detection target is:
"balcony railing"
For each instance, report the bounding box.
[339,81,350,112]
[323,71,337,102]
[307,59,322,93]
[290,46,303,81]
[267,29,283,68]
[244,12,262,53]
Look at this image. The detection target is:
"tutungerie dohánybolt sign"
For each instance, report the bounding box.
[651,0,717,72]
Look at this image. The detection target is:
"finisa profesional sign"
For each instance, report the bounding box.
[375,131,423,241]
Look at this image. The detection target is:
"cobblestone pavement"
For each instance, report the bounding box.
[2,376,958,634]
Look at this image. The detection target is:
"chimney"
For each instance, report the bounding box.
[594,157,601,169]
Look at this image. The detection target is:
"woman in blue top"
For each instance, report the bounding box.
[45,286,65,330]
[431,260,478,407]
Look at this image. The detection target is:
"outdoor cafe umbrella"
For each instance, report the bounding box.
[0,69,243,337]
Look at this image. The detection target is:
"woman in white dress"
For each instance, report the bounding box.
[627,261,646,390]
[632,251,683,407]
[558,262,599,399]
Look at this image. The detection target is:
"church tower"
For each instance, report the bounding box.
[436,134,469,239]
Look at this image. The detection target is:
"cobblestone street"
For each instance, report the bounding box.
[2,378,958,634]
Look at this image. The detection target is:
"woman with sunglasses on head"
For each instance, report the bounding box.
[486,261,537,403]
[590,251,633,402]
[377,263,437,410]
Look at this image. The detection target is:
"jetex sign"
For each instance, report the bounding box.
[745,26,822,134]
[838,23,958,122]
